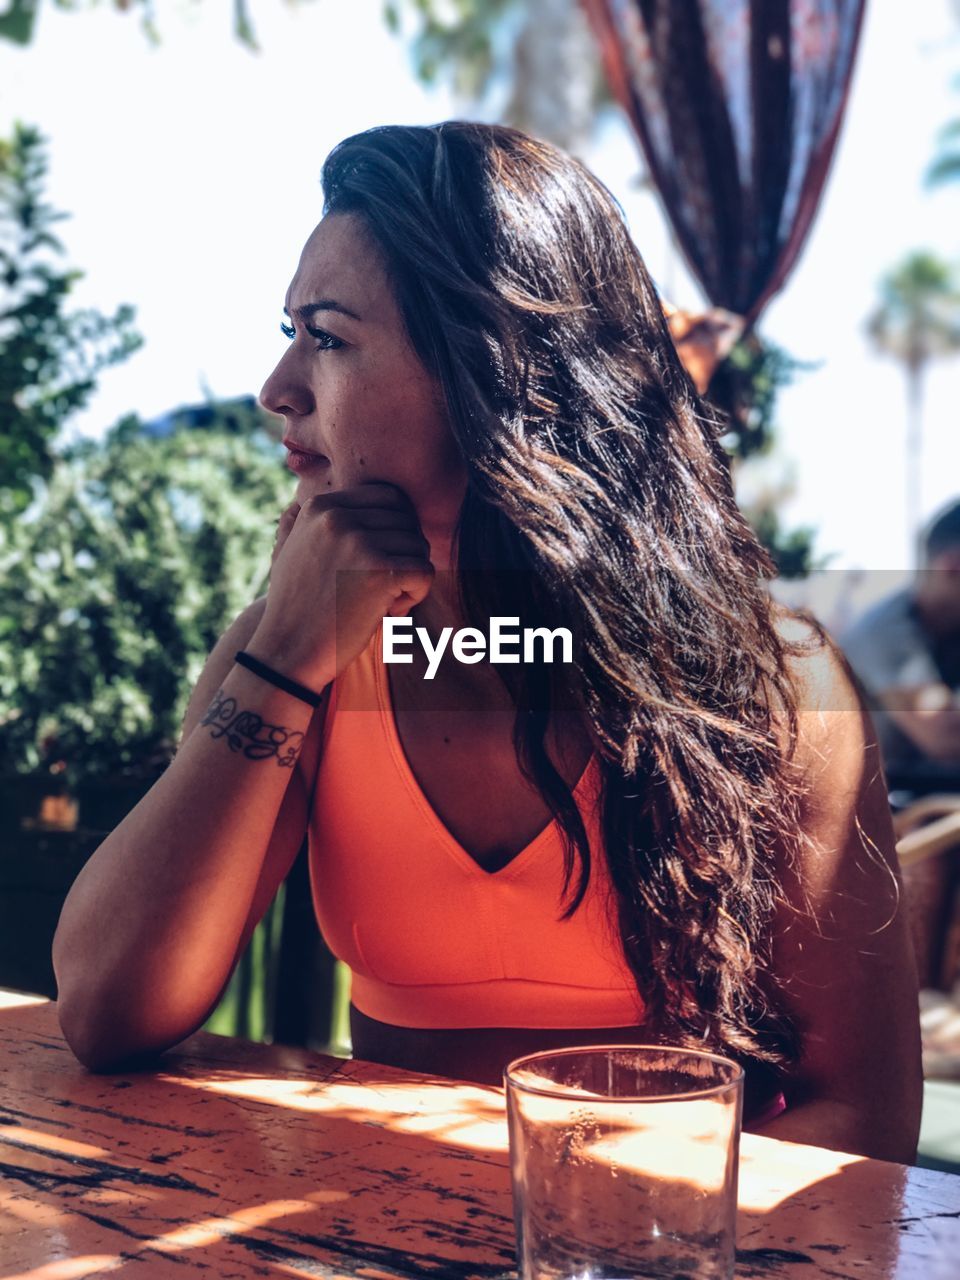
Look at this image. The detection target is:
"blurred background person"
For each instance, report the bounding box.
[841,499,960,993]
[841,499,960,800]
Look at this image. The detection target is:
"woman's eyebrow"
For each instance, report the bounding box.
[283,299,363,323]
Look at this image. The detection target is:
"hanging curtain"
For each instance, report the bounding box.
[581,0,867,326]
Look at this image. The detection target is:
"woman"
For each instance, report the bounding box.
[53,122,922,1163]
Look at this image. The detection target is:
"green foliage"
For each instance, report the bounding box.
[0,123,143,515]
[0,0,39,44]
[927,65,960,188]
[388,0,518,97]
[2,0,474,54]
[0,419,295,785]
[928,116,960,187]
[385,0,612,122]
[0,0,272,48]
[708,334,823,578]
[745,504,824,580]
[205,886,287,1042]
[708,333,817,463]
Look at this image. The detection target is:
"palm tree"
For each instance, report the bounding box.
[398,0,603,153]
[867,252,960,567]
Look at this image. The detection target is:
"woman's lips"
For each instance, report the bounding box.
[283,440,330,474]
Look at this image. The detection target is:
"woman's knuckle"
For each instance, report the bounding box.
[322,506,349,535]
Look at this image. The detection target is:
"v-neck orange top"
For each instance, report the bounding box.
[307,620,644,1030]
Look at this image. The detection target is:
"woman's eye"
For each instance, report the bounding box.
[279,320,344,352]
[311,328,344,351]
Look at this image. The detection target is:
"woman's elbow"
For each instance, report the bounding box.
[56,988,180,1074]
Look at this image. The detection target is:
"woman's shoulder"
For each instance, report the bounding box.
[770,601,863,719]
[769,602,884,826]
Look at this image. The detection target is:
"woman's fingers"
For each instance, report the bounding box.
[256,483,434,688]
[272,502,301,568]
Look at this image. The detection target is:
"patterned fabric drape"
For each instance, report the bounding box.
[581,0,867,325]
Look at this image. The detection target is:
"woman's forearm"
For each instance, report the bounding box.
[749,1096,920,1165]
[53,663,314,1069]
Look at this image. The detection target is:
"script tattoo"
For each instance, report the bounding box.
[200,688,305,768]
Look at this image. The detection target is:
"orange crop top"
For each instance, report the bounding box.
[307,619,644,1030]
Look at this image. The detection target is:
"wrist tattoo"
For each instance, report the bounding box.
[200,688,305,768]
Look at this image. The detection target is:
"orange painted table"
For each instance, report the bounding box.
[1,996,958,1280]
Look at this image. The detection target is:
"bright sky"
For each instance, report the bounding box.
[3,0,959,575]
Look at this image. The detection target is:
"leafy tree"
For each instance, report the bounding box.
[0,418,293,785]
[384,0,518,96]
[928,113,960,188]
[0,0,39,44]
[867,251,960,566]
[0,0,360,50]
[0,0,512,63]
[0,123,143,515]
[1,5,815,570]
[926,1,960,188]
[1,2,603,149]
[387,0,606,151]
[707,335,823,576]
[705,334,814,464]
[0,0,257,48]
[740,480,821,580]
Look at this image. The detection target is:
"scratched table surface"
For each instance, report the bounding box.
[1,996,958,1280]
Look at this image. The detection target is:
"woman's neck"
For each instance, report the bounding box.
[410,571,467,640]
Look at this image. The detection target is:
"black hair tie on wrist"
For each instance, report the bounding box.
[234,651,325,708]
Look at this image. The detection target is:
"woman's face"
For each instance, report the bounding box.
[259,212,468,548]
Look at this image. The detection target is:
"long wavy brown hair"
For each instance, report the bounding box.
[321,121,827,1079]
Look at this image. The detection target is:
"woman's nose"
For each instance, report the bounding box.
[258,350,313,419]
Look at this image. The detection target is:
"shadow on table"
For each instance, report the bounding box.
[2,1004,957,1280]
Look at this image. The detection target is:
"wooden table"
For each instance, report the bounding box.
[1,997,958,1279]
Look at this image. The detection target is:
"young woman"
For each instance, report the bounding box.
[53,122,922,1164]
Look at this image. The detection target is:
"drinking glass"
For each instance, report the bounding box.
[505,1045,744,1280]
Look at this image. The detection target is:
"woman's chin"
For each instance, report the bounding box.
[296,473,338,503]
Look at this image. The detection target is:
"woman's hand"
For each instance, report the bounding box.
[249,483,435,691]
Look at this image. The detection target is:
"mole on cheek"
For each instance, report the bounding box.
[359,457,365,466]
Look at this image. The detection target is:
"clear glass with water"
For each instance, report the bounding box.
[504,1045,744,1280]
